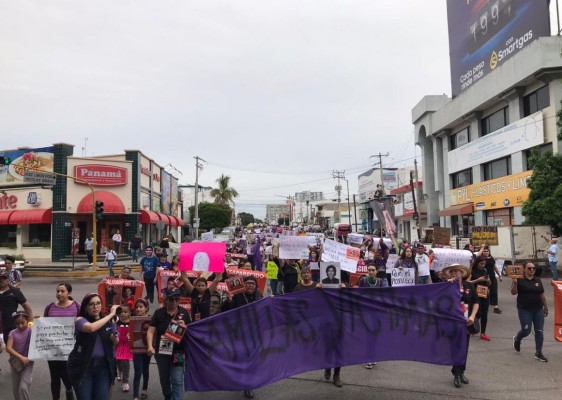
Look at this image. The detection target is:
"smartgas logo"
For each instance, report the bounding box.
[490,51,498,70]
[491,30,534,70]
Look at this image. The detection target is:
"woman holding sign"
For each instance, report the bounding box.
[179,271,222,321]
[43,283,80,400]
[467,257,491,341]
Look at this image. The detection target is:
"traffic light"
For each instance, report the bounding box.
[0,156,12,165]
[95,201,104,221]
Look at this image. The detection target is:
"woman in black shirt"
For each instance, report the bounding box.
[467,256,491,341]
[511,262,549,362]
[179,271,222,322]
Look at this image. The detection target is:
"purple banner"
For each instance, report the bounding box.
[186,283,467,391]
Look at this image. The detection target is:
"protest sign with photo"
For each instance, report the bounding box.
[390,267,416,287]
[98,278,145,313]
[225,276,245,294]
[319,262,341,288]
[430,248,473,272]
[178,242,226,272]
[164,320,186,344]
[321,239,360,273]
[225,267,267,294]
[129,316,151,354]
[28,317,75,361]
[279,236,316,259]
[156,269,198,305]
[507,265,523,279]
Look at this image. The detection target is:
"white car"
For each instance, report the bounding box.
[0,254,26,272]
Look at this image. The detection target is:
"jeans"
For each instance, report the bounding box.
[107,260,115,277]
[269,279,279,296]
[48,360,72,399]
[144,277,155,303]
[154,354,185,400]
[515,307,545,352]
[74,358,112,400]
[113,241,121,254]
[549,261,559,280]
[116,359,130,383]
[131,248,140,263]
[418,275,430,284]
[86,250,93,264]
[133,354,151,398]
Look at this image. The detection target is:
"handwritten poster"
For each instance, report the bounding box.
[28,317,75,361]
[201,231,214,242]
[322,239,360,273]
[346,233,364,245]
[430,248,473,272]
[279,236,316,259]
[389,267,416,287]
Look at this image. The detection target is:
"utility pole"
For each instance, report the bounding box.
[332,170,352,229]
[193,156,206,240]
[370,152,390,195]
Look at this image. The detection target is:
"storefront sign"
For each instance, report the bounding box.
[0,193,17,209]
[449,171,532,211]
[471,226,499,246]
[74,164,128,186]
[140,166,151,176]
[0,146,55,187]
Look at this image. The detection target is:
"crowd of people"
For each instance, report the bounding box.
[0,226,557,399]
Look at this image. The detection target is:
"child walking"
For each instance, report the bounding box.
[132,298,151,400]
[6,311,34,400]
[116,303,132,392]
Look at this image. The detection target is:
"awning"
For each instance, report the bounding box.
[77,191,126,213]
[0,211,14,225]
[438,203,474,217]
[9,209,52,224]
[139,210,161,224]
[170,216,185,227]
[159,214,172,226]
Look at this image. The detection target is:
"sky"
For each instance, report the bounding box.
[1,1,559,218]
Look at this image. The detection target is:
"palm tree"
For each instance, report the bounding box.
[210,174,238,205]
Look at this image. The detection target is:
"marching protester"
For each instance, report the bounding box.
[476,245,502,314]
[119,265,136,280]
[6,311,35,400]
[180,271,222,321]
[3,255,23,288]
[294,266,318,291]
[414,244,431,284]
[511,262,549,362]
[132,298,151,400]
[140,246,159,304]
[0,272,34,344]
[129,233,143,263]
[146,288,190,400]
[467,257,492,341]
[43,283,80,400]
[67,293,120,400]
[280,259,301,294]
[394,247,419,284]
[357,263,383,370]
[116,303,132,392]
[371,250,389,287]
[265,254,280,295]
[443,264,479,388]
[221,276,264,398]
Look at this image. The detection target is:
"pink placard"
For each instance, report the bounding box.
[178,242,226,272]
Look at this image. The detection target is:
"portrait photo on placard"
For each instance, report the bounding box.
[319,262,341,288]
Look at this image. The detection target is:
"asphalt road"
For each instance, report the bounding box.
[0,275,559,400]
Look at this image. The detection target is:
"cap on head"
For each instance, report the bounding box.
[165,288,181,298]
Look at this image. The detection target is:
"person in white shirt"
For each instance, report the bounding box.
[546,237,559,281]
[112,230,122,254]
[415,243,432,284]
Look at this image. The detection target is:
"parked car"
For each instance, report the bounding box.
[0,254,27,273]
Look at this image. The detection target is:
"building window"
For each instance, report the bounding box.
[452,168,472,189]
[524,143,553,171]
[486,208,514,226]
[27,224,51,246]
[481,107,508,136]
[483,156,511,181]
[523,85,549,116]
[0,225,17,247]
[450,127,470,150]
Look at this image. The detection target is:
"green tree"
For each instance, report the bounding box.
[522,149,562,236]
[210,174,238,205]
[238,212,254,226]
[188,202,232,232]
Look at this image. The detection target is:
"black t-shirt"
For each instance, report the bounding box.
[149,306,191,354]
[516,277,544,310]
[484,257,496,280]
[282,264,299,293]
[0,288,26,334]
[471,267,490,286]
[460,281,479,317]
[130,237,142,250]
[190,289,212,321]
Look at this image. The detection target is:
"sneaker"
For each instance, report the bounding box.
[365,363,373,369]
[534,352,548,362]
[324,370,331,380]
[513,336,520,352]
[493,307,502,314]
[333,375,343,387]
[122,383,129,392]
[480,333,491,341]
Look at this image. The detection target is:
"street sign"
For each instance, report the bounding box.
[23,171,57,185]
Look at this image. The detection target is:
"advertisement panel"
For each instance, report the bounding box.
[449,170,532,211]
[0,146,55,187]
[447,0,550,97]
[448,111,544,174]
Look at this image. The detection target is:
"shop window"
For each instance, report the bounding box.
[523,85,549,116]
[450,127,470,150]
[483,156,511,181]
[26,224,51,247]
[486,208,514,226]
[481,107,509,136]
[524,143,553,171]
[0,225,17,248]
[451,168,472,189]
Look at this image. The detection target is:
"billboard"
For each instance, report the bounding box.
[0,146,55,187]
[447,0,550,97]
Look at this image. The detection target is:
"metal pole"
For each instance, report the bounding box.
[557,0,561,35]
[346,179,352,231]
[353,194,358,233]
[193,156,205,240]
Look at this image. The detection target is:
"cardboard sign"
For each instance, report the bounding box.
[390,267,416,287]
[321,239,360,273]
[164,320,186,344]
[28,317,75,361]
[128,316,151,354]
[476,285,489,298]
[386,254,399,272]
[279,236,316,259]
[319,262,341,289]
[346,233,364,245]
[156,269,198,305]
[507,265,523,278]
[201,232,214,242]
[178,242,226,272]
[429,248,473,272]
[225,268,267,294]
[225,276,245,294]
[432,227,451,246]
[98,278,145,313]
[471,226,499,246]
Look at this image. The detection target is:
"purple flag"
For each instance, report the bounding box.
[253,237,262,271]
[186,283,467,391]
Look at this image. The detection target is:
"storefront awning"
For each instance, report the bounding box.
[9,209,52,224]
[170,216,185,226]
[139,210,161,224]
[438,203,474,217]
[77,191,126,213]
[0,211,14,225]
[159,214,172,226]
